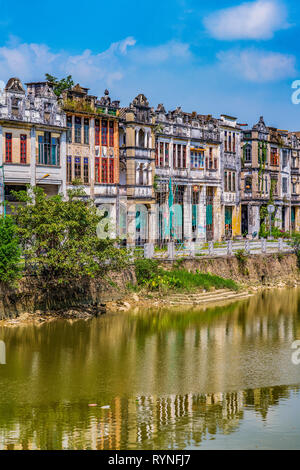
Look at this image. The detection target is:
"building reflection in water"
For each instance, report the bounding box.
[0,288,300,449]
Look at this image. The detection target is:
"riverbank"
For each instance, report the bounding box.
[0,252,299,326]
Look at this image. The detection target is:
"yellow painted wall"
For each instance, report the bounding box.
[232,205,241,237]
[2,127,31,164]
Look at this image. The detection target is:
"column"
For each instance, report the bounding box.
[71,115,75,143]
[198,185,206,241]
[183,184,192,242]
[0,125,3,167]
[60,131,67,198]
[214,186,222,242]
[30,126,36,186]
[127,204,136,247]
[148,208,156,243]
[90,118,95,198]
[0,125,3,216]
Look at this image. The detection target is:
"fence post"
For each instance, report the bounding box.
[245,240,250,254]
[168,242,175,260]
[261,238,267,254]
[144,243,154,259]
[208,241,214,256]
[278,238,283,252]
[188,241,195,258]
[227,240,233,256]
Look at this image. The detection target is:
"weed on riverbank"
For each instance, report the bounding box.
[134,259,239,293]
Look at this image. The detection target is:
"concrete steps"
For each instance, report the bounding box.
[164,289,250,306]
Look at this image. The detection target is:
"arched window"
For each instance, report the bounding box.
[138,129,145,148]
[245,176,252,193]
[244,145,252,163]
[139,165,144,185]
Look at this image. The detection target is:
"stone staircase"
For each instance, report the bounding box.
[162,289,251,307]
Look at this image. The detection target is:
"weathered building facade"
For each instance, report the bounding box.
[2,74,300,243]
[241,117,293,236]
[62,85,120,233]
[0,78,66,214]
[154,105,222,243]
[219,115,242,239]
[119,95,156,245]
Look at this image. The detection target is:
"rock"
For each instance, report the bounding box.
[132,294,139,302]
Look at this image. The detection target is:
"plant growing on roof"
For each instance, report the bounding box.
[45,74,74,97]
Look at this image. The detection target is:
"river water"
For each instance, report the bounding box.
[0,288,300,450]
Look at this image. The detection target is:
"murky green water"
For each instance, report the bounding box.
[0,288,300,450]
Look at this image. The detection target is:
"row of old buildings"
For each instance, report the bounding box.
[1,77,300,244]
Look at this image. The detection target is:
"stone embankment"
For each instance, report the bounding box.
[0,252,299,322]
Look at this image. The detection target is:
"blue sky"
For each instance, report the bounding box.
[0,0,300,129]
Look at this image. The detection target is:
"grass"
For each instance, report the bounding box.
[134,259,239,293]
[165,269,239,292]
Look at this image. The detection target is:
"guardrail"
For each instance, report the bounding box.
[135,239,294,260]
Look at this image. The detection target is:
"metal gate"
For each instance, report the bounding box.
[225,206,233,239]
[206,187,214,241]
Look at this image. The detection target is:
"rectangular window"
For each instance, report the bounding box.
[67,156,72,183]
[155,142,159,166]
[44,131,51,165]
[160,142,164,167]
[109,121,114,147]
[173,144,177,168]
[182,146,186,168]
[74,157,81,180]
[84,118,89,145]
[282,177,288,193]
[165,143,169,167]
[209,148,213,169]
[5,133,12,163]
[224,131,227,152]
[83,157,89,184]
[282,149,288,168]
[233,133,236,153]
[101,120,108,146]
[109,159,114,183]
[232,172,236,192]
[20,134,27,164]
[75,117,82,144]
[38,135,44,164]
[224,171,228,192]
[51,137,59,165]
[67,116,72,143]
[228,133,232,152]
[228,172,232,192]
[271,148,279,166]
[191,151,205,169]
[95,157,100,183]
[102,158,108,183]
[95,119,100,146]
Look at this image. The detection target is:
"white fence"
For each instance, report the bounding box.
[136,239,294,260]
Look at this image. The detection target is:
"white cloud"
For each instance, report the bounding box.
[217,48,296,82]
[204,0,290,40]
[0,37,190,94]
[130,40,191,65]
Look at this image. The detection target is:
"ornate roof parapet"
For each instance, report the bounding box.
[0,77,65,127]
[126,94,153,124]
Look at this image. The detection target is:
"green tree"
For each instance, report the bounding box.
[0,216,22,284]
[11,187,128,284]
[45,74,74,97]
